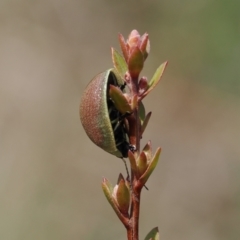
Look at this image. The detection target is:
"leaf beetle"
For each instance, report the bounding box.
[79,69,130,158]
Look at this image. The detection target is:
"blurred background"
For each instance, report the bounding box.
[1,0,240,239]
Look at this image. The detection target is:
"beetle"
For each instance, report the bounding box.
[79,69,130,158]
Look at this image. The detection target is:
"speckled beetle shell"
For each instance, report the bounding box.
[79,69,129,158]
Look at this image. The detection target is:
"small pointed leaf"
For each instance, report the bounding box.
[109,85,132,114]
[148,61,167,88]
[117,173,125,183]
[118,33,129,62]
[128,150,138,175]
[142,141,152,161]
[142,61,168,99]
[111,48,128,80]
[137,151,148,176]
[141,112,152,136]
[116,178,130,214]
[102,177,113,195]
[140,33,150,60]
[139,148,161,185]
[139,101,146,124]
[128,46,144,79]
[102,178,124,220]
[144,227,160,240]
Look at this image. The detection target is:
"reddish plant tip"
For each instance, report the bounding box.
[127,30,141,48]
[140,33,150,60]
[129,29,140,37]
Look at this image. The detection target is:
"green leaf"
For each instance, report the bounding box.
[109,85,132,114]
[111,48,128,80]
[128,151,138,176]
[142,61,168,99]
[139,101,146,124]
[139,148,161,185]
[148,61,167,88]
[141,112,152,136]
[116,177,130,214]
[137,151,148,176]
[102,177,113,193]
[142,141,152,160]
[144,227,160,240]
[102,178,123,218]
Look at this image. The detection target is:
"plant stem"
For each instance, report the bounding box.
[126,77,142,240]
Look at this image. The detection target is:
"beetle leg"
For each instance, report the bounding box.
[120,82,126,91]
[111,117,119,126]
[112,120,121,132]
[121,157,130,182]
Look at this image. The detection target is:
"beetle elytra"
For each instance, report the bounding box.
[79,69,129,158]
